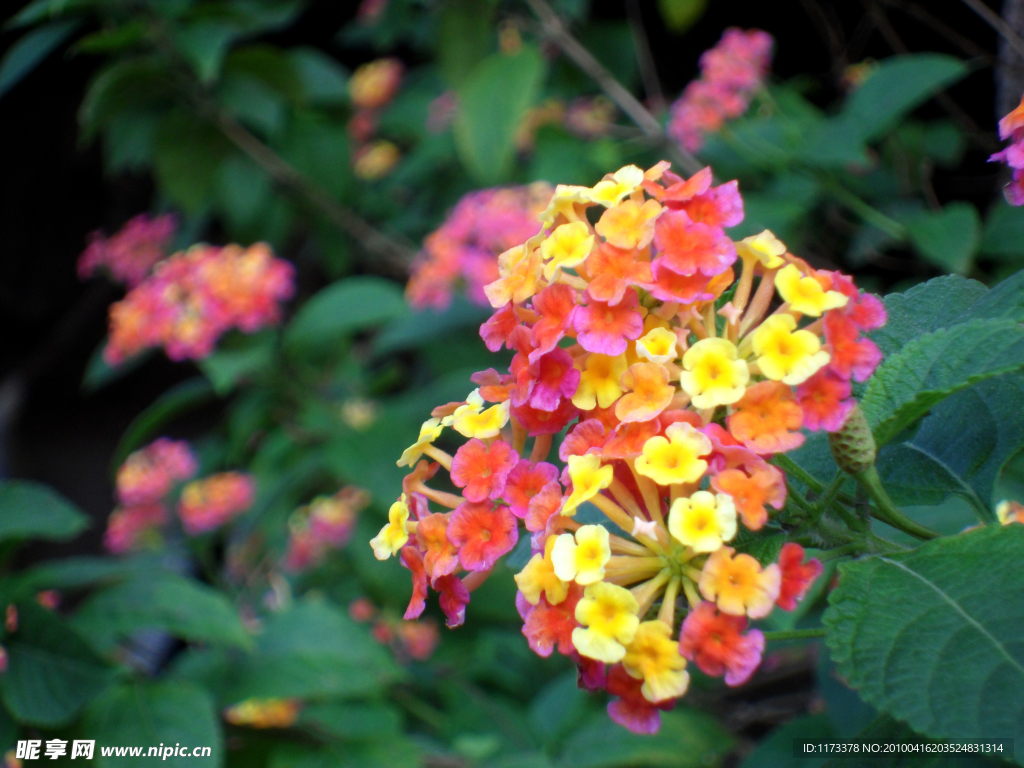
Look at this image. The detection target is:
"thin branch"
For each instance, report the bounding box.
[624,0,665,114]
[960,0,1024,60]
[879,0,993,62]
[210,110,416,273]
[523,0,702,174]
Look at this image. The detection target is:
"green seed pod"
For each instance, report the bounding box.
[828,405,876,475]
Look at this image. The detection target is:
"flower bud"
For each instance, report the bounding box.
[828,405,876,475]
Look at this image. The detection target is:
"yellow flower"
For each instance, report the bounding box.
[484,246,543,307]
[573,353,628,410]
[996,500,1024,525]
[540,222,595,279]
[562,454,614,515]
[634,422,712,486]
[774,264,848,316]
[635,327,678,365]
[572,581,640,663]
[668,490,737,553]
[538,184,589,226]
[680,337,749,409]
[735,229,786,268]
[551,524,611,585]
[515,536,569,605]
[594,199,662,250]
[584,165,645,207]
[223,698,302,728]
[397,418,443,467]
[751,314,830,385]
[699,546,781,618]
[623,621,690,703]
[450,390,510,439]
[370,495,410,560]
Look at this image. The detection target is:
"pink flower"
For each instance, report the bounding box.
[796,370,855,432]
[104,503,167,554]
[116,438,197,507]
[450,439,520,502]
[824,313,883,382]
[433,574,471,628]
[447,501,519,571]
[529,349,580,411]
[776,543,824,611]
[679,601,764,686]
[177,472,255,535]
[653,210,736,277]
[573,288,644,355]
[504,460,559,519]
[78,213,177,287]
[530,284,579,360]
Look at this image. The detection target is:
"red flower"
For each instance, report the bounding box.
[826,271,887,331]
[400,546,428,620]
[653,210,736,277]
[433,574,471,628]
[504,460,559,518]
[512,397,580,436]
[796,369,854,432]
[447,501,519,571]
[585,242,653,306]
[524,481,563,533]
[530,283,578,360]
[450,439,519,502]
[529,349,580,411]
[416,512,460,579]
[516,583,583,657]
[644,260,714,304]
[480,303,519,352]
[605,664,673,734]
[824,313,882,382]
[470,368,513,403]
[573,288,644,356]
[776,543,823,611]
[679,601,764,686]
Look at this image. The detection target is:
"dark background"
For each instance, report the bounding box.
[0,0,1004,556]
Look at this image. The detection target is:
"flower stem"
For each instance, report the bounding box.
[854,466,940,540]
[762,627,827,641]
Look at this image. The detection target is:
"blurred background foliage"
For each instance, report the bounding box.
[0,0,1021,766]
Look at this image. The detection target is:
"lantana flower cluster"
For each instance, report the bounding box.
[105,438,256,550]
[373,161,886,733]
[349,597,440,663]
[406,183,554,310]
[668,28,773,153]
[106,243,295,364]
[990,95,1024,205]
[78,213,177,287]
[283,487,369,572]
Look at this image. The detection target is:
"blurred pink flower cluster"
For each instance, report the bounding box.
[78,213,177,287]
[406,183,553,310]
[668,29,773,153]
[991,95,1024,205]
[349,598,439,663]
[105,439,257,550]
[178,472,256,535]
[284,487,369,572]
[105,243,295,364]
[105,438,197,553]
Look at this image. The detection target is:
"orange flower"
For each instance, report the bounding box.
[699,546,780,618]
[711,466,785,530]
[726,381,804,455]
[595,199,663,250]
[416,512,460,579]
[615,363,675,423]
[585,243,654,306]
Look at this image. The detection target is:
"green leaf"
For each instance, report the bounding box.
[899,202,980,273]
[152,111,231,213]
[198,330,276,395]
[111,377,216,471]
[72,573,253,651]
[225,598,400,701]
[871,275,988,356]
[0,603,112,727]
[558,710,733,768]
[0,20,79,98]
[437,0,493,87]
[15,555,141,592]
[84,681,222,768]
[657,0,708,32]
[964,267,1024,322]
[0,480,88,544]
[299,702,402,741]
[173,21,239,83]
[454,47,545,183]
[289,46,348,105]
[739,714,836,768]
[877,373,1024,511]
[373,295,492,356]
[823,525,1024,754]
[860,318,1024,445]
[981,200,1024,260]
[842,54,968,141]
[284,276,407,352]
